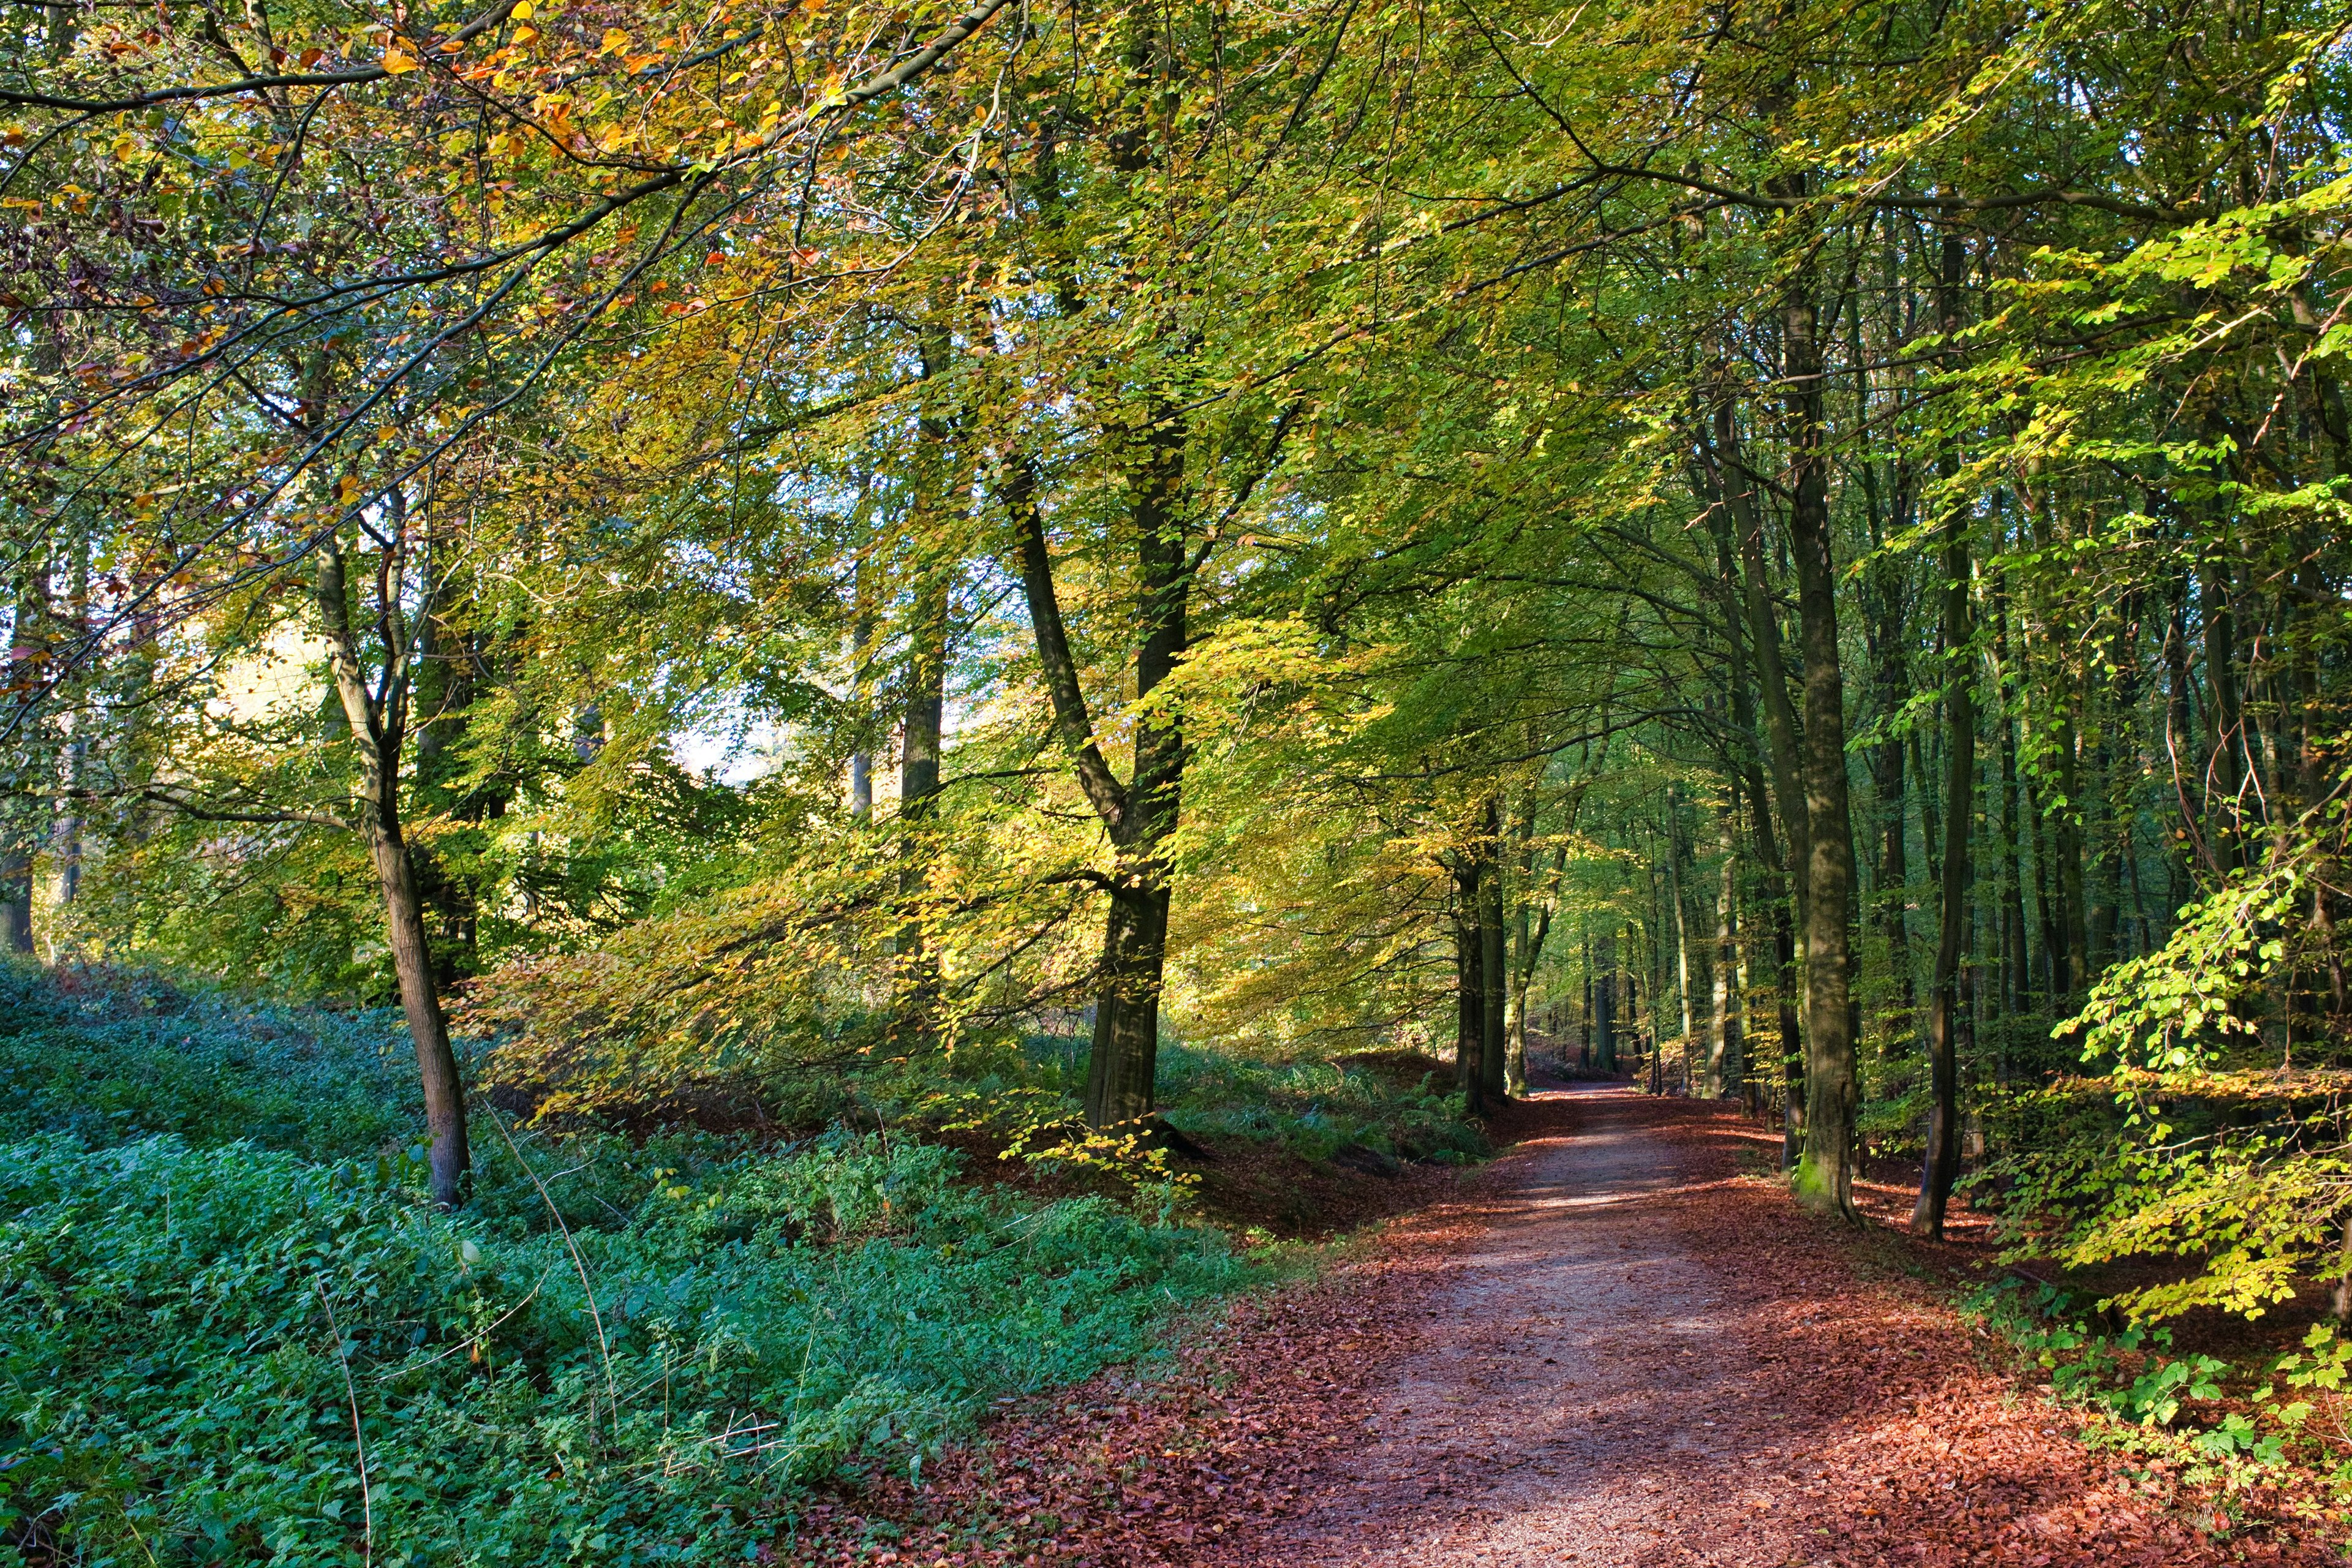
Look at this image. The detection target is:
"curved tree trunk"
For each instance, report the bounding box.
[1002,399,1199,1133]
[363,805,472,1208]
[317,528,470,1208]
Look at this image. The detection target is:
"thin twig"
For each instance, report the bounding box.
[314,1280,374,1568]
[481,1104,622,1422]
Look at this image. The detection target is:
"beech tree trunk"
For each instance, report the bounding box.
[894,330,956,1041]
[1449,870,1486,1114]
[1707,815,1741,1098]
[363,807,470,1206]
[1698,474,1800,1144]
[1505,900,1532,1098]
[1668,793,1697,1085]
[1707,398,1809,1163]
[1781,244,1862,1223]
[317,531,470,1207]
[894,567,948,1036]
[1915,237,1975,1238]
[3,562,47,956]
[1088,883,1173,1125]
[0,850,29,954]
[1479,801,1509,1107]
[1593,931,1618,1072]
[849,472,878,823]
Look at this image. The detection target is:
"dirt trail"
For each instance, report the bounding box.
[779,1088,2331,1567]
[1243,1085,2324,1567]
[1261,1085,1770,1565]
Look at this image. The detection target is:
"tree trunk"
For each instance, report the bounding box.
[1505,899,1532,1098]
[2027,763,2062,1002]
[1870,604,1914,1053]
[2201,561,2247,873]
[1455,864,1487,1109]
[899,594,945,805]
[895,334,957,1038]
[1669,793,1698,1087]
[1579,936,1593,1066]
[1915,236,1973,1239]
[850,477,879,823]
[894,564,949,1038]
[365,808,470,1207]
[2,560,48,956]
[55,530,88,914]
[1782,249,1861,1223]
[2054,698,2090,1001]
[1594,931,1618,1073]
[1708,814,1741,1098]
[0,850,29,954]
[1087,883,1172,1126]
[1504,799,1559,1099]
[1090,409,1190,1127]
[1698,399,1803,1155]
[1717,402,1811,918]
[1479,799,1509,1107]
[317,532,470,1207]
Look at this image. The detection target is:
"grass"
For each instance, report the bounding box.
[0,963,1480,1565]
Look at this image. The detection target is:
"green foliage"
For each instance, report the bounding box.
[1980,805,2352,1323]
[1153,1044,1487,1165]
[2,1129,1257,1565]
[1964,1278,2248,1442]
[0,960,420,1160]
[0,968,1268,1565]
[1963,1280,2352,1509]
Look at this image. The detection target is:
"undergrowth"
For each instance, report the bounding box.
[4,964,1412,1565]
[1961,1276,2352,1534]
[1150,1042,1487,1164]
[869,1034,1484,1212]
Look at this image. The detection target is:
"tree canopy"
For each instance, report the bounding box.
[9,0,2352,1304]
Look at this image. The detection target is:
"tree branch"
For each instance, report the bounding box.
[1000,452,1131,835]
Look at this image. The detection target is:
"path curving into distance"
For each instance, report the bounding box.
[770,1088,2328,1567]
[1243,1086,2321,1568]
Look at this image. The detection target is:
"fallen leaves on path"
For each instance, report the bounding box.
[1640,1099,2332,1566]
[771,1094,2346,1567]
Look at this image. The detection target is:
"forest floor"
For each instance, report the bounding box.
[776,1087,2345,1568]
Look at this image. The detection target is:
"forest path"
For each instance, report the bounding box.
[778,1090,2324,1567]
[1239,1087,2305,1568]
[1257,1085,1801,1567]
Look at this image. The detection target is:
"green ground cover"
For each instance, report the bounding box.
[0,963,1476,1565]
